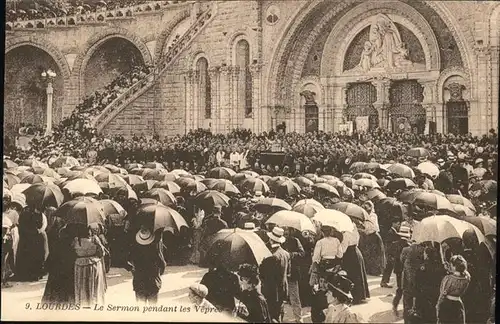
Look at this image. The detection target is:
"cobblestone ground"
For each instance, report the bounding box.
[1,266,403,323]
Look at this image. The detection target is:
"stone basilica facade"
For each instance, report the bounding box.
[4,0,500,138]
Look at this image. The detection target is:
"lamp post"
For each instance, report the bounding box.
[41,69,57,135]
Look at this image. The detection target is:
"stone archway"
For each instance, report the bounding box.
[71,27,153,99]
[266,0,474,119]
[154,7,191,63]
[5,36,72,122]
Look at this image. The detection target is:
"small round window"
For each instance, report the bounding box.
[266,5,280,25]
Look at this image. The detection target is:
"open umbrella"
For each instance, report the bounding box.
[11,183,31,195]
[241,178,270,194]
[143,169,168,181]
[413,215,483,244]
[95,173,128,189]
[143,162,165,170]
[144,188,177,207]
[23,158,48,169]
[232,172,253,184]
[20,174,54,184]
[3,160,18,169]
[125,163,143,170]
[110,185,138,201]
[254,198,291,212]
[353,178,380,189]
[170,169,191,176]
[312,183,340,197]
[462,216,496,236]
[132,179,157,193]
[152,180,181,193]
[452,204,476,218]
[470,180,497,196]
[258,175,272,183]
[294,176,314,187]
[51,156,80,168]
[364,188,387,202]
[195,190,230,211]
[56,197,105,226]
[205,229,271,271]
[3,174,20,188]
[292,202,324,218]
[268,176,291,190]
[208,179,241,196]
[122,174,146,186]
[321,175,340,182]
[207,167,236,180]
[312,209,355,232]
[200,178,221,188]
[99,199,127,217]
[388,163,415,179]
[387,178,416,191]
[294,199,324,209]
[65,171,96,182]
[175,178,207,193]
[349,162,367,174]
[40,168,62,179]
[374,197,405,224]
[265,210,316,232]
[401,191,454,212]
[275,180,301,198]
[417,162,440,178]
[331,202,369,222]
[353,173,377,181]
[407,147,429,158]
[64,179,103,196]
[137,203,188,233]
[241,170,259,177]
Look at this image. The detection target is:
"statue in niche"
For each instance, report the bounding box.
[300,90,317,105]
[348,14,424,73]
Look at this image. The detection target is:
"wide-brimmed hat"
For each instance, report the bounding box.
[326,270,354,300]
[267,226,286,244]
[397,225,411,240]
[243,222,256,230]
[135,228,154,245]
[189,284,208,299]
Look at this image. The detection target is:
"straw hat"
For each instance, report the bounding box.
[267,226,286,244]
[326,270,354,300]
[243,222,256,230]
[135,228,154,245]
[189,284,208,299]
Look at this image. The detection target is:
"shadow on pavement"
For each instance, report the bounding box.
[369,309,401,323]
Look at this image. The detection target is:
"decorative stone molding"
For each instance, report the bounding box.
[154,7,191,63]
[226,27,256,66]
[5,35,72,119]
[436,66,471,103]
[71,27,153,98]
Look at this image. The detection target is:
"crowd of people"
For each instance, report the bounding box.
[6,0,181,23]
[2,122,497,323]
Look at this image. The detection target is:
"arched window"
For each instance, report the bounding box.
[196,57,211,119]
[235,39,252,117]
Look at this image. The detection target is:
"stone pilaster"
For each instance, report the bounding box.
[230,66,240,130]
[474,45,492,134]
[208,67,219,132]
[192,70,200,130]
[185,70,195,132]
[219,65,231,134]
[420,80,437,134]
[491,46,499,132]
[249,64,262,133]
[371,79,391,130]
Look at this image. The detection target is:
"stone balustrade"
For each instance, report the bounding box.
[6,1,192,31]
[91,5,214,131]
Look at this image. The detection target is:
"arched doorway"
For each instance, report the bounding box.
[83,37,145,97]
[389,80,426,134]
[4,45,64,137]
[445,82,469,134]
[345,82,378,132]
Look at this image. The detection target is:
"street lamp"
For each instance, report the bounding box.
[41,69,57,135]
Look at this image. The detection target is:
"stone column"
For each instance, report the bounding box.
[371,79,391,130]
[491,46,499,132]
[192,70,200,130]
[332,84,348,132]
[185,70,195,132]
[208,67,219,133]
[474,46,491,134]
[230,66,240,130]
[45,82,54,135]
[219,65,231,134]
[421,80,437,134]
[249,64,262,133]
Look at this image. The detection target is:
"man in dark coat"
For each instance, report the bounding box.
[400,242,425,324]
[282,227,305,323]
[259,227,291,323]
[380,220,402,288]
[200,207,228,266]
[200,266,241,312]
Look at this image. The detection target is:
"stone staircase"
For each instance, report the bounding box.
[91,4,215,133]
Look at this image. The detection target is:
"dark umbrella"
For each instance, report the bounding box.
[331,202,369,222]
[374,197,405,224]
[3,160,18,169]
[152,180,181,193]
[175,177,207,193]
[208,179,241,196]
[144,188,177,207]
[137,202,188,233]
[207,167,236,180]
[232,172,253,184]
[132,180,157,193]
[3,174,20,189]
[275,180,301,198]
[241,178,270,194]
[23,183,64,209]
[387,178,417,191]
[205,228,271,271]
[407,147,430,158]
[312,183,340,197]
[194,190,230,211]
[462,216,496,236]
[56,197,105,225]
[254,198,292,212]
[365,188,387,202]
